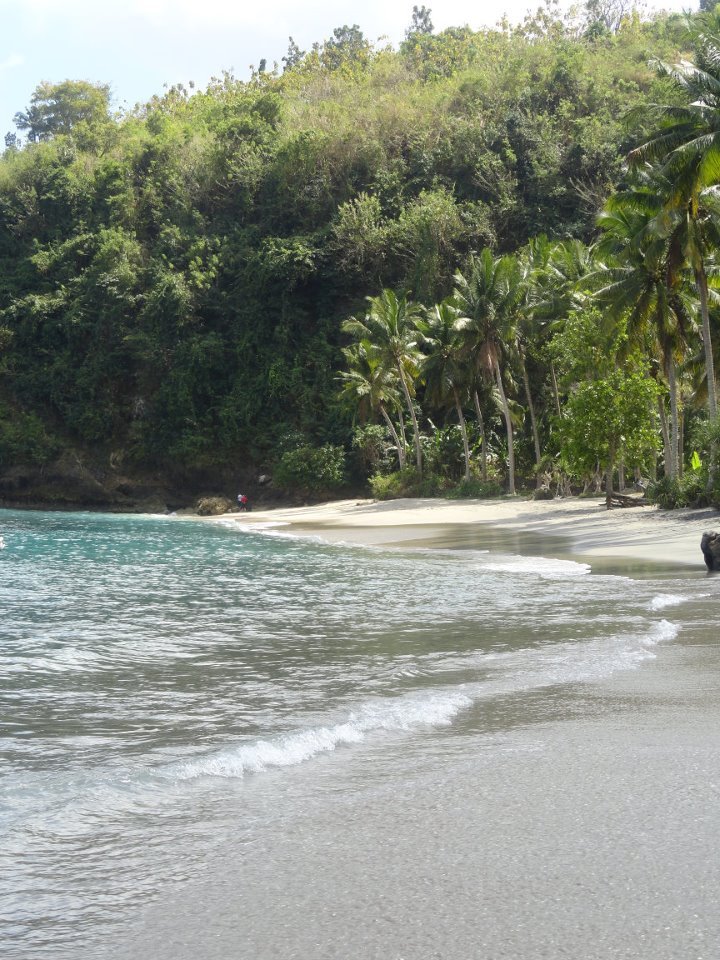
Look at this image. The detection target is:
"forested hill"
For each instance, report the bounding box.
[0,9,689,506]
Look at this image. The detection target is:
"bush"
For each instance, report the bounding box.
[646,474,707,509]
[274,444,346,496]
[445,478,503,499]
[369,470,502,501]
[0,406,58,467]
[369,467,451,499]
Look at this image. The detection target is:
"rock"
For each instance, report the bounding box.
[195,496,233,516]
[700,531,720,572]
[257,474,271,486]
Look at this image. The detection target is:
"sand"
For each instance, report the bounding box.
[225,495,718,570]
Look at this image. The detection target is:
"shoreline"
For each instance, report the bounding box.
[219,495,719,573]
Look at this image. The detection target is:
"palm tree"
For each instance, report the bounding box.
[416,298,472,481]
[627,18,720,424]
[454,250,522,494]
[337,341,407,469]
[592,187,693,480]
[343,289,425,473]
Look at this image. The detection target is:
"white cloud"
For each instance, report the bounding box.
[0,53,24,71]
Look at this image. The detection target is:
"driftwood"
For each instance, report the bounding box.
[607,492,647,508]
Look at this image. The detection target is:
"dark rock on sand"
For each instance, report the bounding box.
[700,531,720,572]
[195,496,234,516]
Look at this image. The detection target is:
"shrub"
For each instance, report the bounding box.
[369,467,451,499]
[646,474,706,509]
[0,406,58,467]
[274,444,346,496]
[445,478,503,499]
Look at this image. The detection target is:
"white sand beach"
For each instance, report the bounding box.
[228,495,718,570]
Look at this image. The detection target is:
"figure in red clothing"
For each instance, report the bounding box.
[237,493,251,512]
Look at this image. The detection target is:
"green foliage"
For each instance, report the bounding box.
[0,405,58,466]
[444,477,503,499]
[368,467,451,499]
[0,10,704,495]
[352,423,394,474]
[274,444,346,495]
[559,363,661,479]
[646,474,707,509]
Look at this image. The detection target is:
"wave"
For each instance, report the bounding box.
[173,691,471,780]
[482,556,591,578]
[170,618,678,783]
[648,593,687,612]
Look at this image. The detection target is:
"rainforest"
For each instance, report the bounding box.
[0,3,718,509]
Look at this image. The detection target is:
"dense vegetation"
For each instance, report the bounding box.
[0,2,718,506]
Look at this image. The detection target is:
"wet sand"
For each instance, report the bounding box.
[228,496,718,571]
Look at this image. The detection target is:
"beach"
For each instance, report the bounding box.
[2,502,719,960]
[227,495,718,570]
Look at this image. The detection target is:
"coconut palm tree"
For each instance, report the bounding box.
[592,188,694,480]
[416,298,472,480]
[626,17,720,423]
[337,340,407,469]
[454,249,522,494]
[342,289,425,473]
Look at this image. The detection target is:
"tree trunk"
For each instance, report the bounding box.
[695,266,717,492]
[398,409,408,461]
[380,404,405,470]
[519,344,542,487]
[397,362,422,475]
[678,404,685,479]
[550,361,562,418]
[494,358,515,495]
[667,358,679,481]
[473,391,488,482]
[605,446,615,510]
[696,267,718,419]
[658,397,670,478]
[453,386,471,481]
[618,460,626,492]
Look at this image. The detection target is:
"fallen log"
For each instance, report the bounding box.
[607,492,647,508]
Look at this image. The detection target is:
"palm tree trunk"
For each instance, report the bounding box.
[379,404,405,470]
[668,359,679,481]
[605,445,616,510]
[494,359,515,495]
[658,397,670,477]
[696,267,718,419]
[473,391,487,482]
[453,386,471,481]
[519,345,542,486]
[550,361,562,418]
[398,409,408,458]
[397,362,422,475]
[695,267,717,492]
[678,404,685,479]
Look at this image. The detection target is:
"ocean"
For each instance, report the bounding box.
[1,508,718,959]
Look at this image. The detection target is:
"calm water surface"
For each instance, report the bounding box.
[0,508,717,959]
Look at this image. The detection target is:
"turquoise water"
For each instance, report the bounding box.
[0,509,717,958]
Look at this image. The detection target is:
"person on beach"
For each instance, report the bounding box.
[237,493,250,512]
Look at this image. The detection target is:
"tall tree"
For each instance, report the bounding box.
[343,290,425,473]
[417,298,472,480]
[454,250,522,494]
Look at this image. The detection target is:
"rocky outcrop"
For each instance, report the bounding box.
[0,452,173,512]
[195,496,234,516]
[701,531,720,572]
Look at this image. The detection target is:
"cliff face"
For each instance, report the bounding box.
[0,451,265,512]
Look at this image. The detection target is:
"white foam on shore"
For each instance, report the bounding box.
[174,691,471,780]
[483,556,591,578]
[172,618,679,783]
[648,594,687,612]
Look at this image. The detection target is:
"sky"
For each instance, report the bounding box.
[0,0,691,136]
